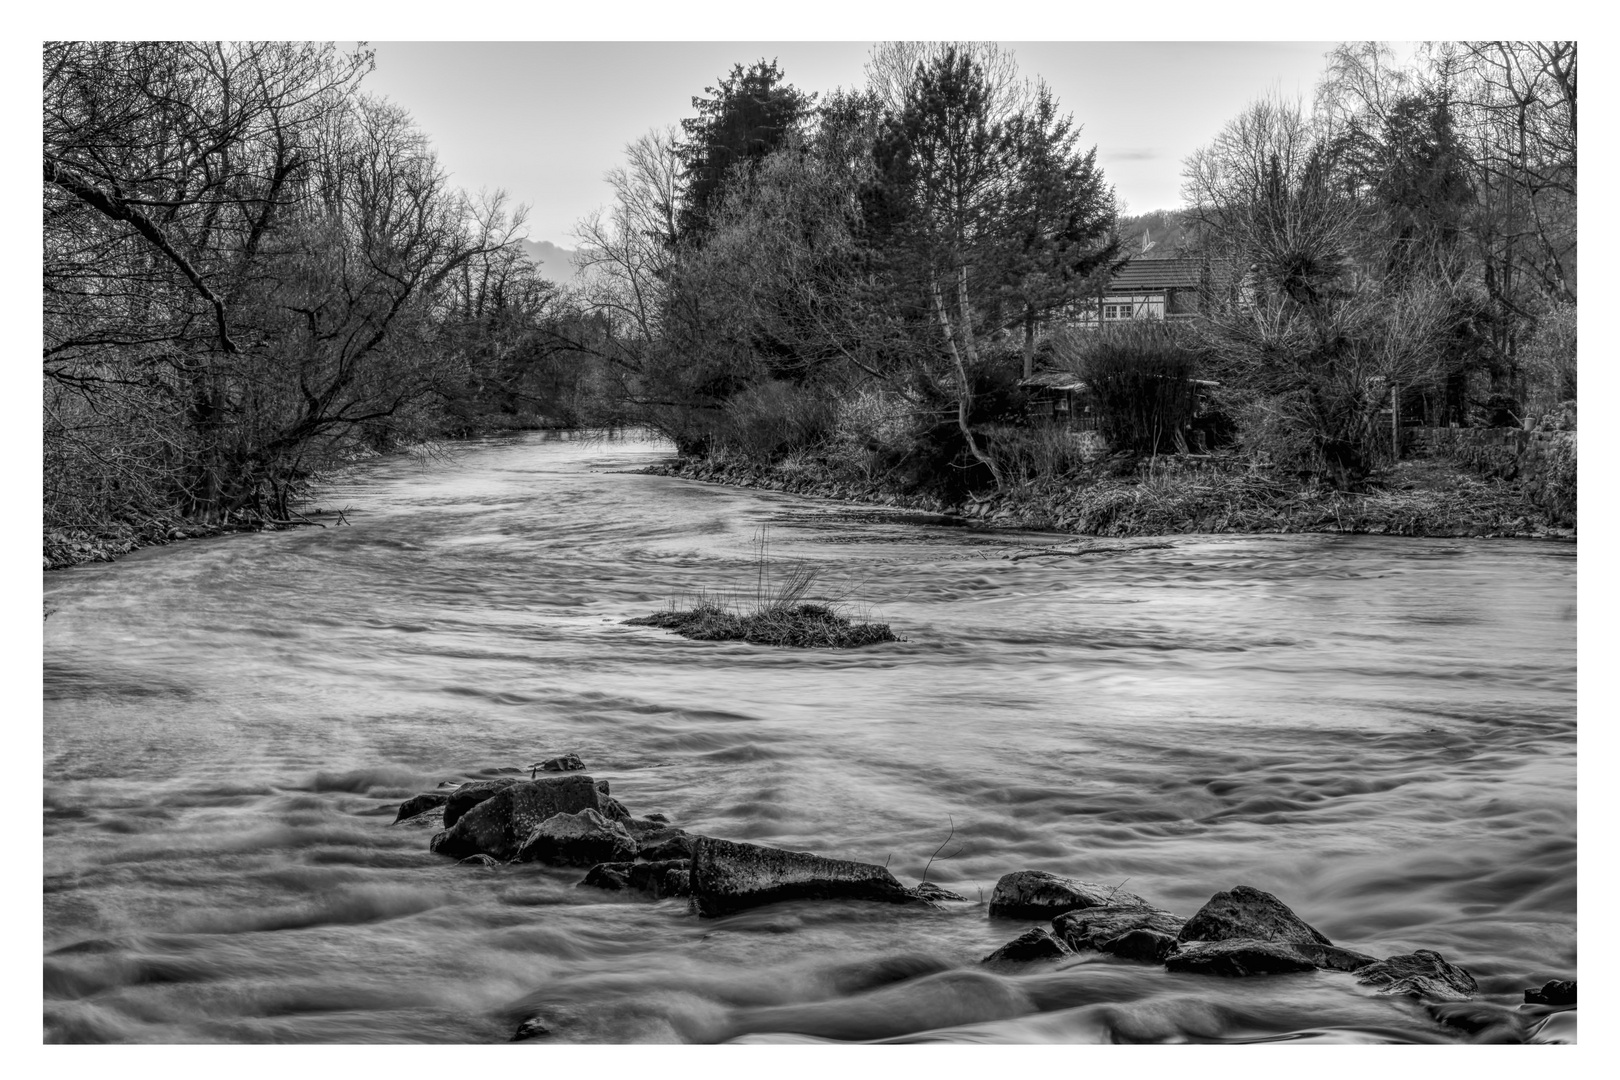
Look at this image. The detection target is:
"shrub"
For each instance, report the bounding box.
[715,380,835,460]
[1051,322,1205,455]
[982,421,1096,485]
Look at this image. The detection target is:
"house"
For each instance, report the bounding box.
[1081,256,1211,325]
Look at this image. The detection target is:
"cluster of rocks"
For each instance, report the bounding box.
[394,758,1573,1019]
[977,871,1573,1011]
[394,754,967,913]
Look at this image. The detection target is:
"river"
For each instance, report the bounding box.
[42,431,1577,1044]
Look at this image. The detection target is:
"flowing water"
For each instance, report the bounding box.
[42,431,1577,1044]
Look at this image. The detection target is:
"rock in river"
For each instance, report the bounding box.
[393,792,449,824]
[1355,950,1477,1001]
[529,752,585,776]
[514,808,637,867]
[1164,939,1321,977]
[442,778,522,828]
[580,859,692,899]
[1176,885,1333,947]
[982,927,1072,963]
[687,837,918,918]
[910,882,969,903]
[986,870,1146,920]
[634,827,696,862]
[1524,979,1576,1006]
[430,774,602,862]
[1052,905,1187,961]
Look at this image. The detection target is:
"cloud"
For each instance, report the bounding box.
[1105,148,1163,162]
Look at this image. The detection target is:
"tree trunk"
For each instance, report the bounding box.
[932,273,1003,491]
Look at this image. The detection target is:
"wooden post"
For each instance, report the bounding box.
[1391,382,1400,461]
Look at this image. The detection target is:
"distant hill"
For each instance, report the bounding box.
[1117,210,1194,260]
[520,239,582,284]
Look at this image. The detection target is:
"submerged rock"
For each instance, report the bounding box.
[983,926,1072,963]
[578,857,695,900]
[687,837,918,918]
[1428,1001,1534,1042]
[442,778,522,828]
[510,1016,552,1041]
[430,774,602,861]
[457,854,500,867]
[580,862,632,891]
[630,859,691,899]
[1355,950,1477,1001]
[986,870,1146,920]
[1176,885,1333,947]
[514,808,637,867]
[530,753,585,776]
[1524,979,1576,1006]
[393,792,449,824]
[1164,938,1320,977]
[910,882,969,903]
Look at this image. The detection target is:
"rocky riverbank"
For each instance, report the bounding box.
[644,452,1575,541]
[393,753,1575,1044]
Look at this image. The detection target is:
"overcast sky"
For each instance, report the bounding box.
[364,41,1348,249]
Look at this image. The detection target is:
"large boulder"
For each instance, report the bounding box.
[983,927,1072,963]
[514,808,637,867]
[430,774,602,861]
[687,837,918,918]
[1176,885,1333,947]
[1355,950,1477,1001]
[515,806,635,867]
[1053,905,1187,961]
[442,778,522,828]
[1164,939,1320,977]
[393,792,449,824]
[986,870,1146,920]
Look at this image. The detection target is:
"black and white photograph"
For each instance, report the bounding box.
[40,28,1580,1049]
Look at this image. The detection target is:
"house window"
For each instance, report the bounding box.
[1103,303,1133,320]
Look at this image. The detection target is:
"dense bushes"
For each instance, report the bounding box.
[1051,323,1205,455]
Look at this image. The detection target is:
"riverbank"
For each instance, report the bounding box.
[644,451,1575,540]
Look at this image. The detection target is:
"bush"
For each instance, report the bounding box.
[715,380,835,460]
[982,422,1097,485]
[1051,322,1205,454]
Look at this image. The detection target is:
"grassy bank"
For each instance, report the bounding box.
[646,450,1574,541]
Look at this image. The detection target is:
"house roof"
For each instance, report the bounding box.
[1020,370,1087,391]
[1107,257,1205,291]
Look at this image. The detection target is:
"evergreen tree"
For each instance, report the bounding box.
[676,60,814,242]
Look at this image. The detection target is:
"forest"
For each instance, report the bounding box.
[43,41,1577,565]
